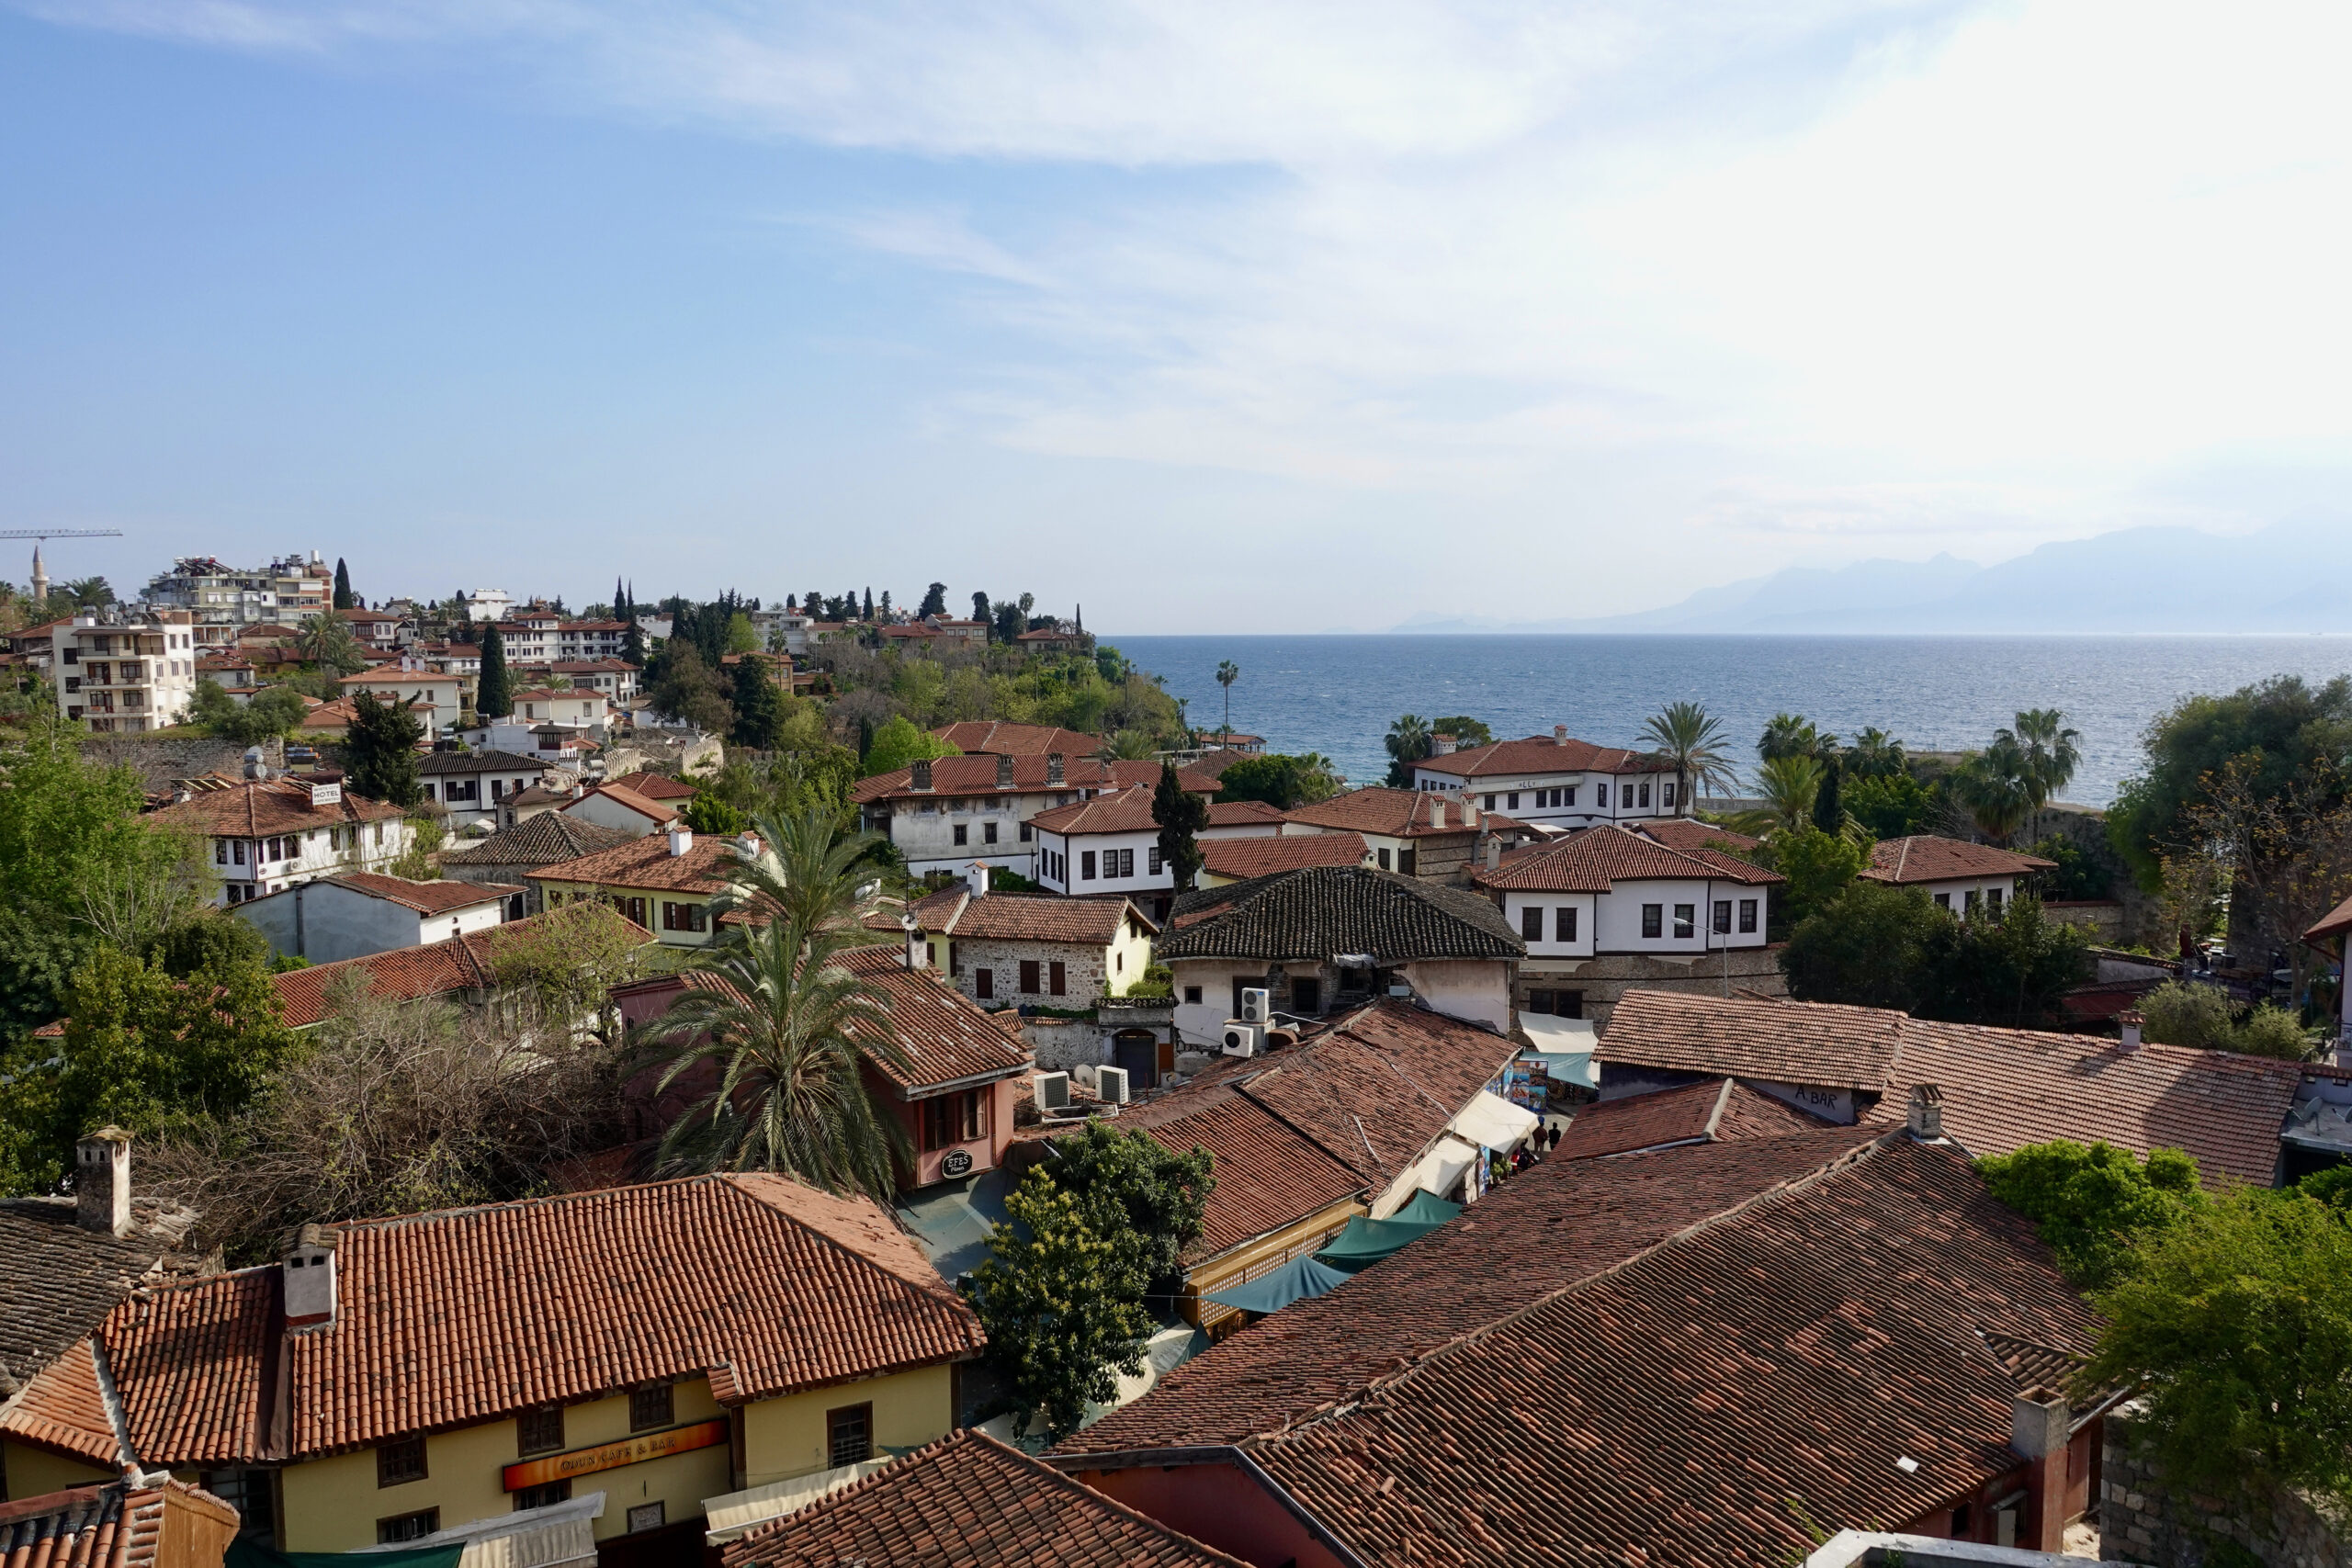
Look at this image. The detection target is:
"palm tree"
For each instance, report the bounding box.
[1385,714,1431,788]
[1641,700,1738,817]
[1096,728,1159,761]
[1758,713,1835,762]
[294,611,368,676]
[1845,728,1907,780]
[1734,755,1823,837]
[1951,737,2035,844]
[1215,660,1239,738]
[714,805,880,936]
[2004,708,2082,840]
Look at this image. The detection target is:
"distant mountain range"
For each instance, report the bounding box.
[1392,520,2352,635]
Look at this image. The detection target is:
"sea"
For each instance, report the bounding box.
[1110,635,2352,808]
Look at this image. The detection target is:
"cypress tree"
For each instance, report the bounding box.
[345,693,424,807]
[622,620,647,668]
[729,657,786,750]
[477,621,513,719]
[1151,762,1211,893]
[1812,756,1844,834]
[863,587,874,621]
[332,558,354,611]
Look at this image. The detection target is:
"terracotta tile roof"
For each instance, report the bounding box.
[929,721,1104,756]
[0,1478,238,1568]
[0,1338,120,1465]
[605,770,698,801]
[1157,866,1522,963]
[1064,1125,1882,1453]
[147,777,405,836]
[1601,990,2302,1188]
[0,1199,184,1415]
[727,1429,1249,1568]
[1863,835,2058,885]
[415,749,547,774]
[562,782,678,827]
[1028,788,1283,837]
[1472,822,1782,891]
[99,1174,984,1464]
[1179,750,1255,782]
[268,905,652,1028]
[440,812,634,868]
[1555,1077,1829,1160]
[1636,817,1764,856]
[1202,832,1369,880]
[529,831,741,895]
[1229,1139,2100,1567]
[851,755,1216,806]
[1133,1092,1363,1260]
[2308,890,2352,942]
[1411,734,1671,780]
[865,889,1152,946]
[312,872,515,915]
[1281,787,1484,839]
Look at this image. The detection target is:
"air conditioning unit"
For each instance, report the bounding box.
[1035,1071,1070,1112]
[1097,1066,1130,1104]
[1238,987,1272,1024]
[1220,1021,1264,1058]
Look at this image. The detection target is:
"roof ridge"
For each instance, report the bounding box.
[715,1176,964,1310]
[1244,1128,1895,1449]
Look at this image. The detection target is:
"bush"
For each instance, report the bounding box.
[2140,980,2319,1061]
[1976,1138,2204,1289]
[681,793,750,836]
[1912,897,2091,1030]
[1781,882,1941,1010]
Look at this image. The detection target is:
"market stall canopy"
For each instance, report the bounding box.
[1389,1188,1464,1225]
[1452,1089,1540,1152]
[1204,1253,1354,1315]
[1384,1135,1481,1214]
[1317,1211,1448,1273]
[1519,1013,1599,1089]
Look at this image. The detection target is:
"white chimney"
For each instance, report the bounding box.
[2118,1010,2144,1053]
[1554,724,1567,745]
[970,861,992,897]
[1467,800,1483,829]
[668,826,694,858]
[1429,796,1447,829]
[1906,1083,1943,1141]
[1430,733,1456,757]
[283,1224,339,1330]
[74,1127,132,1237]
[900,910,926,970]
[1485,837,1501,869]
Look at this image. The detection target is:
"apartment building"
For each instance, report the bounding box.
[51,612,200,733]
[142,554,334,648]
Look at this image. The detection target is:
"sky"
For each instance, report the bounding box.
[5,0,2352,632]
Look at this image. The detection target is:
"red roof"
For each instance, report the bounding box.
[1473,822,1781,891]
[562,781,679,827]
[1,1338,119,1465]
[270,905,651,1028]
[1411,734,1670,780]
[148,776,404,836]
[1554,1077,1828,1160]
[98,1174,983,1465]
[1029,788,1282,837]
[1201,832,1369,880]
[1636,817,1763,856]
[605,770,698,801]
[866,888,1154,946]
[1862,835,2057,885]
[852,755,1214,806]
[728,1430,1248,1568]
[1281,786,1508,839]
[0,1478,238,1568]
[2308,890,2352,943]
[531,830,740,895]
[305,872,517,915]
[930,721,1103,757]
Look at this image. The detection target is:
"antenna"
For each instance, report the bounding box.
[0,529,124,542]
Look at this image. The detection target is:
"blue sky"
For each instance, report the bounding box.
[5,0,2350,631]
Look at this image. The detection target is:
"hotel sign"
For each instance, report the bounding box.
[502,1419,728,1493]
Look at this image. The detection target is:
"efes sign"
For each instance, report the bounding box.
[502,1419,728,1494]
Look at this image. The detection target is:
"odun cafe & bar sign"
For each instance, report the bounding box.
[503,1419,729,1494]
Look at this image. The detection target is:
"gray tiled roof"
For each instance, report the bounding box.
[1157,865,1523,963]
[416,750,548,774]
[439,811,633,867]
[0,1200,176,1394]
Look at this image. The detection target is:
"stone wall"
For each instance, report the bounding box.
[1523,945,1788,1028]
[85,734,281,794]
[2101,1413,2350,1568]
[1023,1016,1105,1074]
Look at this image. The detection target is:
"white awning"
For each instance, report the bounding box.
[1451,1090,1539,1152]
[354,1493,602,1568]
[1385,1134,1481,1212]
[703,1461,893,1545]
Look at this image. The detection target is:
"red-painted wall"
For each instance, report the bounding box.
[1069,1462,1350,1568]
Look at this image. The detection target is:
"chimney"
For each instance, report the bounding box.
[1428,796,1447,829]
[74,1127,132,1237]
[1466,800,1482,829]
[1906,1083,1943,1141]
[996,753,1014,789]
[1046,752,1065,786]
[910,758,933,792]
[2118,1010,2144,1053]
[1554,724,1567,745]
[283,1224,340,1331]
[1485,837,1502,870]
[1430,733,1456,757]
[2009,1387,2071,1553]
[668,825,694,858]
[970,861,992,897]
[900,910,926,970]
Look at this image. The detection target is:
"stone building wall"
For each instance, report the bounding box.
[947,937,1107,1005]
[86,734,282,794]
[2101,1413,2350,1568]
[1521,945,1788,1028]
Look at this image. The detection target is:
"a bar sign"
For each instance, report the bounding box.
[502,1418,728,1493]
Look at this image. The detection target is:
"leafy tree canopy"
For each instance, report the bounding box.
[1429,715,1492,748]
[1911,896,2091,1030]
[1751,823,1866,929]
[681,792,750,836]
[190,680,310,745]
[1041,1120,1215,1300]
[1780,880,1943,1010]
[863,716,960,777]
[1844,772,1937,840]
[2138,979,2314,1061]
[918,582,949,618]
[344,692,425,807]
[648,643,734,735]
[1977,1137,2204,1289]
[1216,753,1341,810]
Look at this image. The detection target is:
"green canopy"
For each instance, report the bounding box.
[229,1542,461,1568]
[1390,1189,1464,1226]
[1314,1212,1446,1273]
[1203,1254,1352,1315]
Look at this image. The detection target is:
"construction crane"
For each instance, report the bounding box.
[0,528,123,601]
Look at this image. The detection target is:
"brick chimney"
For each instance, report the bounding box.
[75,1127,132,1237]
[1046,752,1065,787]
[910,758,933,792]
[284,1224,340,1331]
[996,753,1014,789]
[2009,1386,2070,1552]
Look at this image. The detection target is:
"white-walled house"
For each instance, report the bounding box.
[511,686,613,729]
[866,869,1159,1009]
[1860,835,2056,915]
[337,664,466,733]
[1030,789,1285,908]
[1471,823,1784,1025]
[233,871,522,963]
[852,753,1215,881]
[147,772,414,907]
[561,780,682,839]
[415,749,552,829]
[1281,786,1533,881]
[1409,728,1680,827]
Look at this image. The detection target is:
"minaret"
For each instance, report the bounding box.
[29,544,47,605]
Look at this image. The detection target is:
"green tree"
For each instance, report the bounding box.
[729,657,787,750]
[1096,728,1158,761]
[715,805,882,939]
[1152,761,1210,892]
[476,621,512,719]
[1384,714,1432,788]
[63,576,114,611]
[1215,660,1239,736]
[189,680,308,745]
[293,611,368,676]
[919,582,948,618]
[649,643,734,734]
[863,716,959,777]
[1812,753,1844,834]
[2085,1187,2352,1516]
[1912,897,2090,1030]
[972,590,992,625]
[681,792,750,835]
[0,943,300,1194]
[966,1166,1153,1441]
[2139,979,2315,1061]
[1951,735,2035,842]
[333,558,354,611]
[1780,880,1941,1010]
[1041,1120,1215,1301]
[1846,772,1936,839]
[344,692,425,807]
[1843,728,1908,780]
[1642,701,1739,817]
[2024,833,2113,900]
[621,620,647,667]
[1216,753,1340,810]
[1429,716,1493,748]
[2007,708,2082,838]
[1976,1138,2204,1290]
[725,613,761,656]
[1736,754,1823,837]
[1758,713,1834,762]
[143,910,274,978]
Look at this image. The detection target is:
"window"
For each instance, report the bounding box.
[827,1403,874,1468]
[1713,900,1732,934]
[1673,903,1695,939]
[514,1482,571,1510]
[1596,783,1609,807]
[1964,889,1982,913]
[1183,986,1204,1005]
[629,1383,673,1433]
[1081,851,1097,881]
[1049,961,1066,997]
[1987,886,2005,913]
[1525,989,1584,1019]
[1933,892,1951,910]
[1638,781,1651,807]
[1377,847,1391,871]
[1019,822,1033,842]
[1557,907,1577,942]
[948,942,961,976]
[377,1511,438,1545]
[491,778,505,800]
[1565,785,1577,806]
[922,1091,984,1151]
[1507,793,1521,810]
[1521,906,1544,942]
[517,1405,564,1457]
[1397,847,1417,874]
[626,1504,666,1535]
[983,820,999,844]
[1739,898,1758,933]
[1114,848,1136,878]
[1483,794,1497,810]
[623,896,647,927]
[1020,960,1041,994]
[214,838,227,864]
[1641,904,1662,938]
[1291,976,1321,1012]
[1663,783,1677,808]
[953,824,967,846]
[376,1437,427,1488]
[662,901,708,932]
[975,967,994,999]
[1148,846,1163,875]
